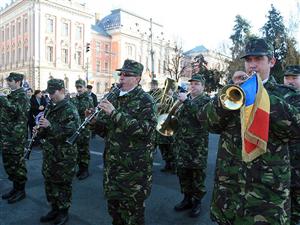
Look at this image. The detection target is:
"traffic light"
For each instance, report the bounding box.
[86,43,90,52]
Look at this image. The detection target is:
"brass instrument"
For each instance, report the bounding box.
[0,87,11,96]
[219,85,245,110]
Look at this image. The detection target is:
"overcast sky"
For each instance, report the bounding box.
[1,0,299,52]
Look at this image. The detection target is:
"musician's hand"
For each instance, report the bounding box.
[99,99,115,116]
[178,93,188,102]
[38,105,45,111]
[232,71,248,85]
[39,117,51,128]
[32,126,39,135]
[85,108,94,117]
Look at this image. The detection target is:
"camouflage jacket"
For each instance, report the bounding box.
[284,89,300,187]
[94,85,157,201]
[40,98,80,182]
[0,88,30,145]
[70,92,94,140]
[174,93,210,169]
[199,76,300,224]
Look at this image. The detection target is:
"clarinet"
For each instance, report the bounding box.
[23,104,51,160]
[66,85,119,145]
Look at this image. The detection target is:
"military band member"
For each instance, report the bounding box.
[92,59,156,225]
[173,74,210,217]
[0,72,30,204]
[199,38,300,225]
[37,79,80,225]
[70,79,94,180]
[283,65,300,225]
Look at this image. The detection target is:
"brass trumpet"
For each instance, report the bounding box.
[0,87,11,96]
[219,85,245,110]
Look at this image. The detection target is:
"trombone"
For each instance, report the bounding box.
[0,87,11,96]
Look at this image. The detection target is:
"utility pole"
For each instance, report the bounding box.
[149,18,155,81]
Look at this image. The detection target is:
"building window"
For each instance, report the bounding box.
[96,60,100,72]
[127,45,133,57]
[24,46,28,61]
[11,49,15,63]
[1,30,4,42]
[5,27,9,40]
[62,48,68,64]
[76,26,82,40]
[96,42,100,53]
[76,51,81,65]
[12,25,15,38]
[6,51,10,65]
[47,18,54,33]
[96,82,100,93]
[24,18,28,33]
[17,20,21,35]
[17,47,21,62]
[46,46,53,62]
[105,44,109,52]
[62,22,68,36]
[104,62,109,72]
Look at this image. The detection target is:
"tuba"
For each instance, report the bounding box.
[0,87,11,96]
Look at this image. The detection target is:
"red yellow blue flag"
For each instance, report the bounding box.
[240,73,270,162]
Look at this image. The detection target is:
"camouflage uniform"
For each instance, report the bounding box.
[0,73,30,201]
[198,39,300,225]
[40,79,80,213]
[174,74,210,208]
[94,60,156,225]
[70,79,93,177]
[283,65,300,225]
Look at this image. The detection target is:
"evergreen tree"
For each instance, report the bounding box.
[261,4,288,82]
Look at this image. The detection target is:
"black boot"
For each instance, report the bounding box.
[40,205,59,223]
[174,194,193,211]
[189,198,201,217]
[2,187,17,200]
[78,167,89,180]
[160,162,171,172]
[53,209,69,225]
[7,183,26,204]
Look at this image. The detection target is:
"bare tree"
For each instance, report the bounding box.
[165,43,187,82]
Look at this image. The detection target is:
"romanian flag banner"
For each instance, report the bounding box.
[240,73,270,162]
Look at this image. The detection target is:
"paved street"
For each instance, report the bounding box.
[0,134,219,225]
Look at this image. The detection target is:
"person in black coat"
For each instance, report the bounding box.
[87,85,98,107]
[28,90,47,135]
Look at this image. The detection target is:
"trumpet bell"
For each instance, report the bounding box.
[219,85,245,110]
[156,113,178,136]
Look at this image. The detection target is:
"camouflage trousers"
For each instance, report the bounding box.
[177,167,206,200]
[2,143,27,185]
[77,137,90,169]
[159,144,174,163]
[291,188,300,225]
[44,180,73,210]
[107,199,145,225]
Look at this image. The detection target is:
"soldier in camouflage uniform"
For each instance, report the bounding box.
[0,72,30,204]
[70,79,94,180]
[173,74,210,217]
[92,59,156,225]
[37,79,80,225]
[283,65,300,225]
[197,38,300,225]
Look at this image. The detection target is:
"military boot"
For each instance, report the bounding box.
[7,183,26,204]
[160,162,172,172]
[189,198,201,217]
[53,209,69,225]
[2,187,17,200]
[40,205,59,223]
[174,194,193,211]
[77,167,89,180]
